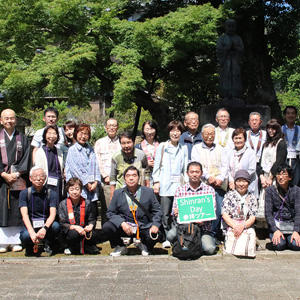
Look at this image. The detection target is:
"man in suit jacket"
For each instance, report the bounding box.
[102,166,163,256]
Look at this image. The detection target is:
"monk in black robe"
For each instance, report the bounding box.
[0,109,30,252]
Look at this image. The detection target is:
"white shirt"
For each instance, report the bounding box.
[214,126,235,150]
[94,135,121,178]
[246,129,267,162]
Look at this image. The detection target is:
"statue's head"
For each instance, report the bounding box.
[225,19,236,35]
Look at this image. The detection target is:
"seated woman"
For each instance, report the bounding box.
[34,125,64,205]
[222,170,257,257]
[265,164,300,251]
[58,178,100,255]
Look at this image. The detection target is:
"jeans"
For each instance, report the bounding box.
[269,232,300,251]
[211,188,225,236]
[160,196,174,239]
[20,221,60,251]
[166,223,216,255]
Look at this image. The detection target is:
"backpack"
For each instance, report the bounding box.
[172,223,202,260]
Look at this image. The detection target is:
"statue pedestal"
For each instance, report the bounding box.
[198,104,271,129]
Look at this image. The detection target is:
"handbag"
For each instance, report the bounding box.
[225,227,256,257]
[274,219,294,234]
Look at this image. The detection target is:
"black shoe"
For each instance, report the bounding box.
[85,244,100,255]
[25,248,40,257]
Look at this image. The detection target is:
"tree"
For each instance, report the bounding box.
[0,0,298,130]
[0,1,221,130]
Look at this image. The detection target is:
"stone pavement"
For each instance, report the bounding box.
[1,251,300,300]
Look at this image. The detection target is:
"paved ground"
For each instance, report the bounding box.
[1,249,300,300]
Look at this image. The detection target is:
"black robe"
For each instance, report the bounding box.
[0,131,30,227]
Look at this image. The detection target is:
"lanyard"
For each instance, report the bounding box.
[67,197,86,226]
[67,197,86,254]
[125,188,141,240]
[248,130,263,154]
[45,146,60,177]
[274,187,289,222]
[31,193,46,221]
[217,127,230,147]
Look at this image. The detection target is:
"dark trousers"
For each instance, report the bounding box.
[160,196,174,236]
[20,221,60,251]
[211,188,226,237]
[269,233,300,251]
[101,221,163,250]
[65,229,98,253]
[287,158,300,186]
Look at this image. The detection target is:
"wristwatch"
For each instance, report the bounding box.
[43,225,49,232]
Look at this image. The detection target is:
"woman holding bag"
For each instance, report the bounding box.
[222,170,257,257]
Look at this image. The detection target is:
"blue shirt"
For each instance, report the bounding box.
[152,141,188,196]
[65,142,101,201]
[19,187,57,222]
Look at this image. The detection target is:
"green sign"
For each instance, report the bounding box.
[177,194,216,224]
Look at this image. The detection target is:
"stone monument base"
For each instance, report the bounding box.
[198,104,271,129]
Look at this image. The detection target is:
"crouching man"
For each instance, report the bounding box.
[19,167,60,256]
[102,166,163,256]
[170,161,217,256]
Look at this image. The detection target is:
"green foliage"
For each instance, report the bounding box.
[0,0,298,125]
[90,122,106,146]
[110,4,221,114]
[21,100,91,134]
[272,53,300,124]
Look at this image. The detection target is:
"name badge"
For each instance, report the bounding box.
[32,218,45,229]
[48,176,58,186]
[287,151,297,159]
[171,175,181,183]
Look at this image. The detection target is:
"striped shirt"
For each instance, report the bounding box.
[172,182,216,231]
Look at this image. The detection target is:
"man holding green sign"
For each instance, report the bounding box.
[170,161,217,255]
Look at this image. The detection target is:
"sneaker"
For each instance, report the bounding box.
[136,242,149,257]
[0,246,8,253]
[12,245,23,252]
[110,245,128,257]
[162,240,171,249]
[85,244,100,255]
[64,248,72,255]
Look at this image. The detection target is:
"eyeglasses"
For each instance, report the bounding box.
[276,172,290,177]
[31,175,46,180]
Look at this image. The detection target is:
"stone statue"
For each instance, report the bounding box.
[216,19,244,102]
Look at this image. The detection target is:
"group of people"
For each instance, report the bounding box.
[0,105,299,258]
